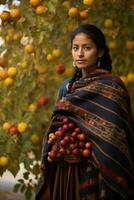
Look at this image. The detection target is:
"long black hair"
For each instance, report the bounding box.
[68,24,112,93]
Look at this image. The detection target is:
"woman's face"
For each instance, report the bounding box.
[72,33,101,71]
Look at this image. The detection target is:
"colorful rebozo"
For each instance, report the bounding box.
[37,69,134,200]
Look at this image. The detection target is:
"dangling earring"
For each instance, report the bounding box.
[97,57,101,68]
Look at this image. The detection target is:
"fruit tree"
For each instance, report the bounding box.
[0,0,134,199]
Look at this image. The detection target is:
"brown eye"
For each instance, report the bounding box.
[84,46,91,50]
[72,46,78,51]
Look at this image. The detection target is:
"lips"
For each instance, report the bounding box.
[76,60,86,64]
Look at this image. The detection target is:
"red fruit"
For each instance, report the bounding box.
[48,138,54,145]
[74,127,81,133]
[62,117,70,124]
[59,148,66,155]
[70,136,76,144]
[58,127,63,131]
[62,124,69,131]
[82,149,91,157]
[68,122,75,129]
[49,150,56,158]
[38,96,48,106]
[9,126,18,135]
[60,139,67,146]
[69,144,75,150]
[64,136,70,142]
[52,145,58,151]
[78,141,85,148]
[72,131,78,138]
[85,142,92,149]
[72,148,80,155]
[77,133,86,141]
[55,63,65,74]
[55,130,63,137]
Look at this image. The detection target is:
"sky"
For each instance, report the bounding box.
[0,0,20,13]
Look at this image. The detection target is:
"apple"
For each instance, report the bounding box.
[47,156,52,162]
[49,150,57,158]
[82,149,91,157]
[52,144,58,151]
[48,138,54,144]
[55,130,64,137]
[58,127,63,131]
[74,127,81,133]
[72,148,80,155]
[62,124,69,131]
[62,117,70,124]
[70,136,76,144]
[60,139,67,146]
[59,148,66,155]
[72,131,78,138]
[55,63,65,74]
[68,122,75,129]
[85,142,92,149]
[78,141,85,148]
[38,96,48,106]
[64,135,70,142]
[77,133,86,141]
[9,125,18,135]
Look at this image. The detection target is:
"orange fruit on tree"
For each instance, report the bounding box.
[127,73,134,83]
[0,156,9,167]
[18,122,28,133]
[30,0,41,7]
[108,40,117,49]
[4,77,14,87]
[35,5,45,15]
[25,44,34,54]
[46,54,55,62]
[0,11,10,22]
[79,10,89,20]
[0,69,8,79]
[104,19,113,29]
[68,7,79,17]
[66,23,74,32]
[21,61,28,69]
[31,134,41,145]
[3,122,12,130]
[126,40,134,50]
[62,1,70,9]
[0,57,8,68]
[7,67,17,77]
[10,8,20,19]
[83,0,94,6]
[28,103,38,112]
[52,48,62,58]
[37,65,48,74]
[13,32,22,41]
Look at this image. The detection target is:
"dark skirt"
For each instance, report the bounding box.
[36,158,125,200]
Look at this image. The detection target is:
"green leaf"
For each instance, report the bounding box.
[25,185,33,200]
[13,183,21,193]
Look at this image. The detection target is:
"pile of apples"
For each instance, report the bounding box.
[47,117,92,162]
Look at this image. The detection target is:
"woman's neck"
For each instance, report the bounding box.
[81,66,97,78]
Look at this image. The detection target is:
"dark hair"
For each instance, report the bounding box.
[68,24,112,93]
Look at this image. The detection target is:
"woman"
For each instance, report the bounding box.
[36,24,134,200]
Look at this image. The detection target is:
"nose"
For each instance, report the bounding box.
[78,48,84,57]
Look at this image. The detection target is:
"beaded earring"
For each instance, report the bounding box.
[97,57,101,67]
